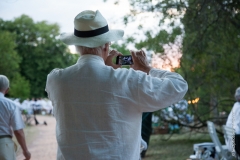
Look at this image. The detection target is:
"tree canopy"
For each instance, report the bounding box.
[0,15,78,98]
[0,30,30,99]
[116,0,240,129]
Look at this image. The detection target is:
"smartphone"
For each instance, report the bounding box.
[116,55,133,65]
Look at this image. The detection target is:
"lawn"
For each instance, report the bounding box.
[142,129,220,160]
[13,119,234,160]
[16,126,204,160]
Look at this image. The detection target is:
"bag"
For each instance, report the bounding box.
[235,134,240,156]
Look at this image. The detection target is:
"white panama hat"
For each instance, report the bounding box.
[59,10,124,48]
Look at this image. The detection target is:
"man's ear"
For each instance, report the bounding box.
[103,43,108,51]
[5,88,9,94]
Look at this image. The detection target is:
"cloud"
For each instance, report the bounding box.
[0,0,130,33]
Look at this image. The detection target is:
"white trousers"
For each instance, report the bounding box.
[0,137,16,160]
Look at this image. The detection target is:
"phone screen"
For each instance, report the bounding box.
[116,55,133,65]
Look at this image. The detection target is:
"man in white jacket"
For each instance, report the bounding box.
[46,10,188,160]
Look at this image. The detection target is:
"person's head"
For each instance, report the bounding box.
[59,10,124,60]
[0,75,10,94]
[75,42,111,60]
[235,87,240,102]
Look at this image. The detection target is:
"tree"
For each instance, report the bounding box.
[0,30,21,78]
[112,0,240,131]
[0,15,78,98]
[0,30,30,99]
[9,73,30,99]
[177,0,240,128]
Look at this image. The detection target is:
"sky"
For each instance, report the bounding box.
[0,0,161,52]
[0,0,132,52]
[0,0,180,70]
[0,0,129,32]
[0,0,160,40]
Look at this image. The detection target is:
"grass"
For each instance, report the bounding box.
[142,129,220,160]
[13,120,234,160]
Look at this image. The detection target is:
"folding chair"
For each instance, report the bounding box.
[207,121,233,160]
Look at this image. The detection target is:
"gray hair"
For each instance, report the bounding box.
[235,87,240,102]
[75,43,110,55]
[0,75,9,92]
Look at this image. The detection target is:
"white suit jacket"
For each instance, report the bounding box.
[225,102,240,152]
[46,54,188,160]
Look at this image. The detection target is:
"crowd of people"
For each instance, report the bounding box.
[13,98,53,126]
[13,98,53,116]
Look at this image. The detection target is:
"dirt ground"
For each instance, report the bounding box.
[16,115,57,160]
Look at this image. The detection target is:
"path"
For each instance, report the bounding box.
[16,115,57,160]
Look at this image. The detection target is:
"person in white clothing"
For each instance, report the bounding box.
[46,10,188,160]
[13,98,23,111]
[44,98,53,115]
[40,98,51,115]
[21,98,32,115]
[226,87,240,153]
[0,75,31,160]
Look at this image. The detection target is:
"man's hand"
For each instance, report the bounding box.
[105,50,122,69]
[130,50,152,74]
[14,129,31,160]
[23,150,31,160]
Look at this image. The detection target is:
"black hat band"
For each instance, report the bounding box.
[74,25,109,38]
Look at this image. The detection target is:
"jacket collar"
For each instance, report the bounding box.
[77,54,105,65]
[0,92,4,98]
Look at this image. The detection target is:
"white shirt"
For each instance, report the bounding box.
[226,102,240,134]
[29,100,36,109]
[21,99,31,110]
[13,98,23,110]
[0,92,25,136]
[46,55,188,160]
[35,100,43,110]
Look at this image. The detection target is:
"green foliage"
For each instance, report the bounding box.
[8,73,30,99]
[0,30,21,78]
[136,28,182,53]
[0,15,78,98]
[179,0,240,121]
[110,43,130,55]
[0,30,31,99]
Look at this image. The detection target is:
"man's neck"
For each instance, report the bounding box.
[0,90,6,95]
[81,53,103,58]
